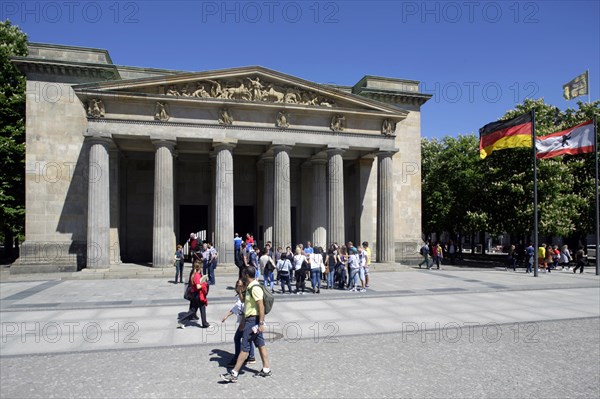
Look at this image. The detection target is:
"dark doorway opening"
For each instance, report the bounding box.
[235,206,255,243]
[291,206,297,248]
[179,205,209,245]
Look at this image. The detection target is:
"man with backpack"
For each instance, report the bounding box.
[418,240,431,269]
[221,266,272,382]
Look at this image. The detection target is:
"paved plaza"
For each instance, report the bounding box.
[1,266,599,398]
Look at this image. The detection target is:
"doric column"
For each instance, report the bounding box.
[214,141,236,263]
[311,157,327,248]
[377,151,395,262]
[109,147,121,265]
[152,140,176,268]
[261,155,274,245]
[327,148,345,247]
[87,137,111,269]
[273,145,292,249]
[300,162,312,245]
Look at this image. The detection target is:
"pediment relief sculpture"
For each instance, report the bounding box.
[165,76,336,107]
[87,99,105,118]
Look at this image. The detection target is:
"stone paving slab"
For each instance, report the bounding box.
[1,318,598,398]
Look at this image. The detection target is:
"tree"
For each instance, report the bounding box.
[422,98,599,251]
[0,20,28,258]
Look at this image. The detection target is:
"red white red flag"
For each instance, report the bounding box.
[536,120,596,159]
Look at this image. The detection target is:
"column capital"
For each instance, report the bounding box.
[213,139,238,152]
[152,139,176,152]
[310,152,328,165]
[86,136,113,148]
[376,148,399,158]
[270,144,293,154]
[326,146,348,156]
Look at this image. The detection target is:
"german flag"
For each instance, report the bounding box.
[479,113,533,159]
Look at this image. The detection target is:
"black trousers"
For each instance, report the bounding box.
[180,295,208,325]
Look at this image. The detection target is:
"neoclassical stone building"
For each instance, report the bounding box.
[12,43,430,273]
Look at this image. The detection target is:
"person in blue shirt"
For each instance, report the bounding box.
[304,241,314,255]
[234,233,242,251]
[525,242,535,273]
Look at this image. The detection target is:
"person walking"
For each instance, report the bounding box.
[221,279,256,367]
[418,241,431,269]
[525,242,535,273]
[573,246,587,274]
[560,244,572,271]
[221,266,272,382]
[178,262,210,328]
[507,245,517,272]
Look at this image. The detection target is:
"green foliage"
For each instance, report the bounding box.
[0,20,28,242]
[422,98,600,241]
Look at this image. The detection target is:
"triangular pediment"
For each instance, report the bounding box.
[73,66,407,117]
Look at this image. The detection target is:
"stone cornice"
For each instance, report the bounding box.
[12,56,120,80]
[355,88,432,106]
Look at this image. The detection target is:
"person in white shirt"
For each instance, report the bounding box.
[221,280,256,367]
[309,247,324,294]
[276,255,293,294]
[260,250,276,293]
[292,248,307,294]
[348,248,362,292]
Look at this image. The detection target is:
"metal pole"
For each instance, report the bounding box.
[594,115,599,276]
[532,110,539,277]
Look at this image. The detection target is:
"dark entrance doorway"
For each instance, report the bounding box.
[179,205,209,245]
[234,206,255,243]
[291,206,297,248]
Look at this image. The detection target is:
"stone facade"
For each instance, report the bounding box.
[11,43,431,273]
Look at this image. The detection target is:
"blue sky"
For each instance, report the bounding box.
[4,0,599,139]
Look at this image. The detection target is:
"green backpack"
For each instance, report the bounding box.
[251,284,274,315]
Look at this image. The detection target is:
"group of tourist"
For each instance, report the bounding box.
[235,233,373,294]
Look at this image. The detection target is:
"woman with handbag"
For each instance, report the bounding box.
[178,262,210,329]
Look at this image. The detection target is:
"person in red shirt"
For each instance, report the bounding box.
[178,262,210,328]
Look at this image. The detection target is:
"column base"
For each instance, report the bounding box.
[11,241,83,273]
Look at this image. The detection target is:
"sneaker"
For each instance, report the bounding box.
[221,372,238,383]
[246,357,256,364]
[177,323,185,329]
[255,369,272,378]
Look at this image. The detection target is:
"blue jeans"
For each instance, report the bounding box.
[175,261,184,283]
[349,268,359,288]
[264,271,274,291]
[280,273,292,293]
[234,326,255,360]
[327,265,336,288]
[202,260,208,277]
[208,262,216,284]
[310,269,322,291]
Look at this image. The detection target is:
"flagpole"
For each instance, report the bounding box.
[587,70,591,104]
[532,109,539,277]
[594,115,598,276]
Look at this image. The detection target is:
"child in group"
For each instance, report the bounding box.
[221,280,256,367]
